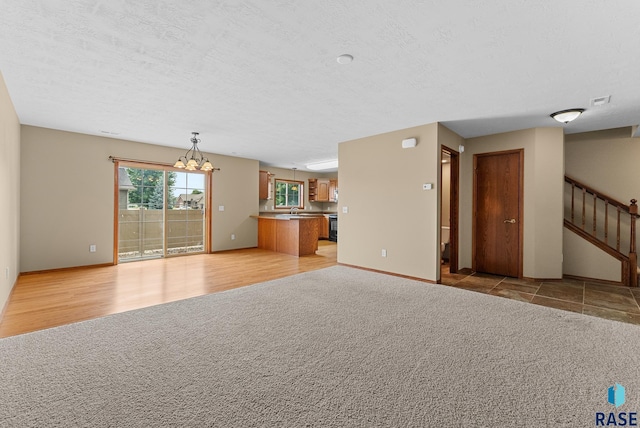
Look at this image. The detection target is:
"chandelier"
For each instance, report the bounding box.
[173,132,215,171]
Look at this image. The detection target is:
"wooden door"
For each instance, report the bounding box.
[473,150,523,277]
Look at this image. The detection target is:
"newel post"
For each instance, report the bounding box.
[629,199,638,287]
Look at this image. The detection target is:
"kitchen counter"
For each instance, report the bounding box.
[252,215,320,256]
[257,211,336,216]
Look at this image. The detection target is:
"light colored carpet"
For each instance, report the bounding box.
[1,265,639,427]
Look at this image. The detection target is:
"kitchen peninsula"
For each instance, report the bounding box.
[253,215,321,256]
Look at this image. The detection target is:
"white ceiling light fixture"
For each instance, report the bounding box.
[550,109,585,124]
[306,160,338,171]
[174,132,217,171]
[336,54,354,64]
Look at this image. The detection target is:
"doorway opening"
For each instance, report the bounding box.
[441,146,459,274]
[114,161,211,263]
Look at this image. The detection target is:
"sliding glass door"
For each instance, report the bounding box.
[117,164,208,262]
[167,172,206,255]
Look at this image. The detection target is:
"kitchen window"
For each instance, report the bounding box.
[275,179,304,209]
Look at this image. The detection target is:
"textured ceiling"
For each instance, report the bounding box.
[1,1,639,170]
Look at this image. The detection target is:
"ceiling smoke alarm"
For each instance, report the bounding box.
[590,95,611,107]
[336,54,354,64]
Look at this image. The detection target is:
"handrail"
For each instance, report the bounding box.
[565,176,630,212]
[564,175,638,287]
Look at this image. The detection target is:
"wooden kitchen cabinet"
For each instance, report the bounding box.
[308,179,317,201]
[317,180,329,201]
[256,217,319,256]
[308,178,338,202]
[259,170,273,200]
[328,179,337,202]
[319,216,329,239]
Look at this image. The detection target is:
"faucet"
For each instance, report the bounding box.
[290,207,299,214]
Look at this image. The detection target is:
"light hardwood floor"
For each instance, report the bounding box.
[0,242,337,338]
[6,242,639,338]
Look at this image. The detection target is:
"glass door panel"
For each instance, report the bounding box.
[118,166,165,262]
[167,172,206,255]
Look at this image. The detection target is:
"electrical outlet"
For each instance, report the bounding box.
[231,234,236,240]
[90,245,96,253]
[342,206,349,214]
[218,205,225,211]
[381,249,387,257]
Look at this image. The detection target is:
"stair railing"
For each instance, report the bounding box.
[564,176,638,286]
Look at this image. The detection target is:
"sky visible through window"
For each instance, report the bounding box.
[173,172,205,197]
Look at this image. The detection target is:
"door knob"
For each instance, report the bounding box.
[504,218,516,224]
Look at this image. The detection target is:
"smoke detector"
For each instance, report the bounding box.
[590,95,611,107]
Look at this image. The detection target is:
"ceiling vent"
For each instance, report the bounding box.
[590,95,611,107]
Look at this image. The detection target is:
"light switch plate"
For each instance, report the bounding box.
[218,205,225,211]
[342,206,348,213]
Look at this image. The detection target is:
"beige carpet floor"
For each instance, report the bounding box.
[1,265,639,427]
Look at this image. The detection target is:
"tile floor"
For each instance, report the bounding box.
[440,266,640,325]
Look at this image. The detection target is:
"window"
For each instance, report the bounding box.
[275,179,304,209]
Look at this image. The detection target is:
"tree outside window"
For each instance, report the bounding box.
[275,179,304,209]
[126,168,177,209]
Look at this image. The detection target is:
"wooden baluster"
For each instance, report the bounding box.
[593,194,597,236]
[582,188,586,230]
[617,208,621,252]
[571,184,575,224]
[629,199,638,287]
[604,201,609,246]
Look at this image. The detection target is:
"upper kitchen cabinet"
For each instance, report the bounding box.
[308,178,338,202]
[259,170,274,200]
[328,179,337,202]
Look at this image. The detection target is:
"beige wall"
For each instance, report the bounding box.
[563,228,621,282]
[210,154,259,252]
[0,72,20,311]
[258,166,338,212]
[565,127,640,208]
[20,126,258,272]
[564,127,640,281]
[461,127,564,279]
[338,123,441,281]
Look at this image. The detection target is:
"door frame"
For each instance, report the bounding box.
[112,159,212,265]
[472,149,524,278]
[441,145,459,273]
